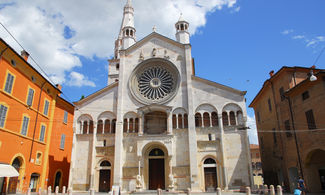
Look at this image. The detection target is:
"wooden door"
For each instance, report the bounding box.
[7,177,18,194]
[99,170,110,192]
[204,167,217,191]
[149,159,165,190]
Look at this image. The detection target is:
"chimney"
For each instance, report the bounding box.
[55,84,62,96]
[269,70,274,78]
[21,50,29,61]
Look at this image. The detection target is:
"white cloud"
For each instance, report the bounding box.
[67,71,96,87]
[0,0,237,86]
[292,35,305,40]
[281,29,293,35]
[247,115,259,144]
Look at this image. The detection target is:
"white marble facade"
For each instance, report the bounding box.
[68,0,252,193]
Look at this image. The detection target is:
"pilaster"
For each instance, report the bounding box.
[218,114,228,189]
[184,44,199,191]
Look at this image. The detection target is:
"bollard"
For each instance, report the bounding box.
[62,186,66,195]
[68,188,72,195]
[246,186,251,195]
[157,188,161,195]
[44,190,47,195]
[55,186,59,195]
[187,188,191,195]
[90,188,95,195]
[270,185,275,195]
[276,185,282,195]
[27,188,31,195]
[38,187,42,195]
[216,187,221,195]
[47,186,52,195]
[264,185,268,195]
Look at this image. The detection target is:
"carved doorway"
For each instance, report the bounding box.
[98,161,111,192]
[148,148,165,190]
[203,158,217,192]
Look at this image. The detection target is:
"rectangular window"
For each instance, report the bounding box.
[302,91,309,101]
[257,111,260,123]
[60,134,66,149]
[4,72,14,94]
[268,98,272,112]
[272,128,277,144]
[305,109,316,130]
[0,105,8,128]
[39,125,46,142]
[27,88,34,106]
[35,152,42,165]
[63,111,68,124]
[43,100,49,116]
[21,116,29,136]
[279,87,285,101]
[284,120,292,137]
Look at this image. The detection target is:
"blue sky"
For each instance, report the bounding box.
[1,0,325,144]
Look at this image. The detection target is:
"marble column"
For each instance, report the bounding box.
[138,111,144,136]
[167,109,173,135]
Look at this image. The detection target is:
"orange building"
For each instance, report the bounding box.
[249,66,325,193]
[0,38,74,193]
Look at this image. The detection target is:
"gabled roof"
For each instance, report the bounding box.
[249,66,321,107]
[74,82,118,106]
[192,75,246,95]
[124,32,186,54]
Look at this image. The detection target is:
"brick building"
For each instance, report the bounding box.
[249,66,325,193]
[250,144,263,186]
[0,38,74,193]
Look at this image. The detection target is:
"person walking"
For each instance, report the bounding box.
[298,177,306,195]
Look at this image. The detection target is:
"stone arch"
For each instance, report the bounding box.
[195,103,217,114]
[96,158,113,192]
[304,149,325,192]
[53,169,63,190]
[77,114,93,134]
[98,111,116,120]
[141,142,170,190]
[8,154,26,193]
[124,111,139,133]
[222,103,243,126]
[201,156,219,191]
[172,107,187,129]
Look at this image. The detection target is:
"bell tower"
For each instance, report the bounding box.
[175,14,190,44]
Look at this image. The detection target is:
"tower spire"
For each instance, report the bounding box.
[114,0,136,58]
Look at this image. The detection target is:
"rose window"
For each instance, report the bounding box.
[138,67,173,100]
[129,58,180,105]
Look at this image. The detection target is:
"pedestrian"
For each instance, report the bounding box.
[297,177,306,195]
[294,188,301,195]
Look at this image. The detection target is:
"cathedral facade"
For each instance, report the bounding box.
[68,0,252,193]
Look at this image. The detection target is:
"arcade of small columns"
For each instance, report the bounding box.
[77,110,244,135]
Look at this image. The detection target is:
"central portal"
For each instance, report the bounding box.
[148,148,165,190]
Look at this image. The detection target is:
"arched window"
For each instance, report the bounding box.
[97,120,103,134]
[100,160,111,167]
[89,120,94,134]
[135,118,139,133]
[126,29,129,36]
[111,119,116,133]
[172,114,177,129]
[178,114,183,129]
[204,158,216,164]
[184,114,188,128]
[203,112,210,127]
[222,112,229,126]
[149,148,164,156]
[230,111,236,125]
[195,113,202,127]
[130,30,133,36]
[83,121,88,134]
[104,119,110,134]
[181,24,184,30]
[123,119,128,132]
[211,112,218,127]
[129,118,134,132]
